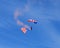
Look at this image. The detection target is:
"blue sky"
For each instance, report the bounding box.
[0,0,60,48]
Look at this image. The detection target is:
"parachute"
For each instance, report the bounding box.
[28,19,37,24]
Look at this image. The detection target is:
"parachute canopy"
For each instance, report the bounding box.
[28,19,37,24]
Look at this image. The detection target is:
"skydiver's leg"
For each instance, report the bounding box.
[30,26,32,30]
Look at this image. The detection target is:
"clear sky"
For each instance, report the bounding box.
[0,0,60,48]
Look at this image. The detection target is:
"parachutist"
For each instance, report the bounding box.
[28,19,37,24]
